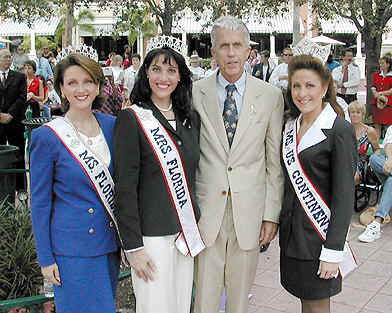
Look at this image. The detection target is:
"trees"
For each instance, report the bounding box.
[313,0,392,108]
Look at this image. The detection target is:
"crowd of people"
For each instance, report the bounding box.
[1,13,392,313]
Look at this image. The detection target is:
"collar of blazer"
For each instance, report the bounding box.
[94,112,114,174]
[297,103,337,154]
[195,72,265,153]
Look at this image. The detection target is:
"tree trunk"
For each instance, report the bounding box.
[161,12,173,35]
[292,0,301,45]
[65,0,74,46]
[363,30,383,115]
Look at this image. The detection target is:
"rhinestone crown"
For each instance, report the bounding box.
[56,44,99,62]
[146,35,187,56]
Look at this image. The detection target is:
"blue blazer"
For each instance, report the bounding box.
[30,112,119,267]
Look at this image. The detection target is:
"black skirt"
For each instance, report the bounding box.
[280,253,342,300]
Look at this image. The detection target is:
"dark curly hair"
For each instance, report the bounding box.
[130,47,193,125]
[286,55,344,118]
[24,60,37,72]
[54,53,106,112]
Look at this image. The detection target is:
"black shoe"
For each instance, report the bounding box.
[260,242,270,253]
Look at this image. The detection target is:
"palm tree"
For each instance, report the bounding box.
[54,6,95,47]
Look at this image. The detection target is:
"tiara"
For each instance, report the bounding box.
[292,38,331,63]
[146,35,187,56]
[56,44,99,62]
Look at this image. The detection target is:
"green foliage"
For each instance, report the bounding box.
[0,205,42,300]
[98,1,157,45]
[21,36,56,52]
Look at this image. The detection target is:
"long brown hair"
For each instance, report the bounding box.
[286,55,343,118]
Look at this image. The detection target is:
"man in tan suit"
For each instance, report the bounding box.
[193,16,284,313]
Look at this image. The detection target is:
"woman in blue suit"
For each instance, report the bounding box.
[30,53,120,313]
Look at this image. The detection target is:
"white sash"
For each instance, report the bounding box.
[44,117,123,245]
[283,119,357,278]
[129,105,205,257]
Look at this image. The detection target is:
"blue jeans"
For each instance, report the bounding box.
[369,154,392,220]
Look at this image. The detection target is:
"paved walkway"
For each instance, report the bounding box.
[248,212,392,313]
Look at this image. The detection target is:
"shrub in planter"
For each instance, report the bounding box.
[0,204,42,301]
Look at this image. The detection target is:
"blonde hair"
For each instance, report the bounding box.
[348,100,366,116]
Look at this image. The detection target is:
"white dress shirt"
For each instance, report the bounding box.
[332,63,361,95]
[217,70,247,115]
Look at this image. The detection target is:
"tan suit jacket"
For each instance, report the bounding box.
[193,72,284,250]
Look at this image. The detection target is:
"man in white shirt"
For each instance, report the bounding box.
[204,58,218,77]
[123,54,141,98]
[269,47,292,90]
[332,49,361,105]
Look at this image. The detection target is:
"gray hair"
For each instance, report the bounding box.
[211,16,250,49]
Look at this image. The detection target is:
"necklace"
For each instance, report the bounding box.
[155,103,172,112]
[64,115,98,146]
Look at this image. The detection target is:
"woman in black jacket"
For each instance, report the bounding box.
[114,41,203,313]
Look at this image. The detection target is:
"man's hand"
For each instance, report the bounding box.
[0,113,12,124]
[259,221,278,246]
[125,249,156,283]
[41,263,61,286]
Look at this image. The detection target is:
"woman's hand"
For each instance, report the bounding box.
[125,249,156,283]
[384,159,392,175]
[317,260,339,280]
[41,263,61,286]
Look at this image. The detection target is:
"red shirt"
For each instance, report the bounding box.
[372,71,392,125]
[27,77,41,100]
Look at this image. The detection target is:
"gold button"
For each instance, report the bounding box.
[88,228,95,234]
[228,167,232,172]
[88,208,94,214]
[109,221,114,228]
[222,191,227,195]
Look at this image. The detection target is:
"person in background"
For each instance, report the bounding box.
[105,52,116,67]
[370,55,392,138]
[358,124,392,242]
[123,52,131,70]
[325,50,340,72]
[43,46,50,59]
[12,45,30,73]
[0,48,28,195]
[204,58,218,77]
[332,48,360,105]
[37,75,50,117]
[24,60,44,118]
[30,53,120,313]
[269,47,293,91]
[111,55,124,90]
[123,53,141,98]
[99,66,124,116]
[189,54,205,81]
[43,79,62,116]
[280,54,356,313]
[252,50,276,82]
[247,48,260,69]
[348,100,380,185]
[35,49,54,81]
[99,50,106,62]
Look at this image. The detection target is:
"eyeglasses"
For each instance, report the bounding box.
[283,53,293,56]
[0,56,12,60]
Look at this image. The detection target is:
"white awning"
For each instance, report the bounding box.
[0,18,60,37]
[320,16,357,34]
[172,12,304,34]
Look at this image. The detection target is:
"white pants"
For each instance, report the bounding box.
[131,234,194,313]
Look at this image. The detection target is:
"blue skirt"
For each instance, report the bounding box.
[54,252,120,313]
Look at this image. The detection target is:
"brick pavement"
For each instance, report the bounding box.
[247,212,392,313]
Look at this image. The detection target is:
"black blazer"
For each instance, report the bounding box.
[114,104,201,250]
[279,115,357,260]
[0,70,27,121]
[252,62,272,82]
